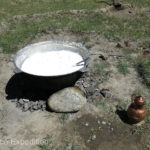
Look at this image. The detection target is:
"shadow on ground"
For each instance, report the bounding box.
[5,72,82,101]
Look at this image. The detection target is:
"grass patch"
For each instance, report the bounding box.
[82,36,90,44]
[133,88,144,96]
[95,61,111,80]
[0,10,150,53]
[117,61,129,75]
[39,135,55,150]
[136,58,150,88]
[0,0,103,21]
[145,103,150,122]
[131,123,150,135]
[125,0,150,6]
[58,113,69,124]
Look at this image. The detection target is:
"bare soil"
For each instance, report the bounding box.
[0,31,150,150]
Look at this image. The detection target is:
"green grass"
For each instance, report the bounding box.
[136,58,150,88]
[125,0,150,6]
[58,113,69,124]
[0,9,149,53]
[117,61,129,75]
[95,61,111,80]
[145,103,150,122]
[0,0,103,21]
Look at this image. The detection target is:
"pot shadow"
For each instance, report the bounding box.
[5,72,82,103]
[116,107,135,125]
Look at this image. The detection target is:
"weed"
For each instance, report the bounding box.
[136,58,150,88]
[39,135,55,150]
[0,9,150,53]
[133,88,144,96]
[95,62,111,80]
[117,61,129,75]
[122,48,140,55]
[131,124,150,135]
[124,55,135,65]
[82,36,90,44]
[145,103,150,122]
[58,113,69,124]
[117,100,127,110]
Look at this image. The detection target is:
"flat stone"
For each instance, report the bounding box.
[100,89,112,98]
[48,87,87,112]
[18,99,24,105]
[22,99,29,103]
[23,103,29,112]
[100,8,107,13]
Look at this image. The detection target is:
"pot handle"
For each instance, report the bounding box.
[79,57,90,72]
[14,67,22,74]
[76,57,90,66]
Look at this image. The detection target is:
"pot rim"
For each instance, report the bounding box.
[14,40,90,77]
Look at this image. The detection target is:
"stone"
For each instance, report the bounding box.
[100,8,107,13]
[83,82,90,88]
[33,105,38,110]
[22,99,29,103]
[48,87,87,112]
[100,89,112,98]
[102,121,106,125]
[98,53,108,60]
[18,99,24,105]
[23,103,29,112]
[85,122,89,126]
[92,135,96,140]
[116,43,123,48]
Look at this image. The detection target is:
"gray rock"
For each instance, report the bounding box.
[22,99,29,103]
[48,87,87,112]
[33,105,38,110]
[23,103,29,112]
[18,99,24,105]
[100,89,112,98]
[92,135,96,140]
[100,8,107,13]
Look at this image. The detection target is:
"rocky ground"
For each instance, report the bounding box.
[0,29,150,150]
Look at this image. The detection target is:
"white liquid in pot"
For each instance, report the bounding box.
[21,50,84,76]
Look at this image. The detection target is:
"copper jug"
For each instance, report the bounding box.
[127,94,146,123]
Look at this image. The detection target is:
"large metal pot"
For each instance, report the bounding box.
[14,41,90,92]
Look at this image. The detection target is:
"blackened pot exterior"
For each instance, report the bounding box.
[19,71,83,93]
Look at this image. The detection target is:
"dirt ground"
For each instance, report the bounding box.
[0,31,150,150]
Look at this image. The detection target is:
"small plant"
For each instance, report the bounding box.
[131,124,150,135]
[136,58,150,88]
[39,135,55,150]
[145,103,150,122]
[82,36,90,44]
[117,61,129,75]
[133,88,144,96]
[58,113,69,124]
[95,62,111,80]
[85,44,93,49]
